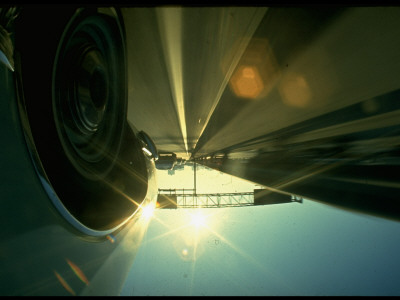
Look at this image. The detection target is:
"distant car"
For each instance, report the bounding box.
[176,157,186,165]
[155,152,178,170]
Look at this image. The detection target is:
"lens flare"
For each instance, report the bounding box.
[54,270,76,296]
[230,65,264,99]
[190,210,207,228]
[141,204,155,220]
[278,71,312,108]
[66,259,89,286]
[229,38,280,100]
[106,234,116,243]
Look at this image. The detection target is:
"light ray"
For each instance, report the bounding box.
[156,7,188,154]
[197,217,299,294]
[141,221,194,245]
[189,227,200,295]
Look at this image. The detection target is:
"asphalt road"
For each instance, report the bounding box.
[122,7,400,160]
[122,7,267,158]
[120,7,400,220]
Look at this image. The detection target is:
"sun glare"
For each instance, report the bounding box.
[141,204,155,220]
[190,210,207,228]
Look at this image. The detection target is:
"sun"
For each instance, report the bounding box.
[189,210,207,228]
[141,204,155,220]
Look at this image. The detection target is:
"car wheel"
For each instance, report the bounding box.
[14,7,148,236]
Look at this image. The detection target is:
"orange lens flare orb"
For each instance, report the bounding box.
[228,38,280,100]
[230,65,264,99]
[278,72,312,108]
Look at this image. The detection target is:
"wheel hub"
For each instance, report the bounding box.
[75,47,108,134]
[53,13,127,180]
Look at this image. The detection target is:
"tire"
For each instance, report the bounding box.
[14,7,148,235]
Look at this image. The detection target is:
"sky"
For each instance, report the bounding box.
[120,164,400,296]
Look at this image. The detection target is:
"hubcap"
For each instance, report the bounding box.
[53,14,126,180]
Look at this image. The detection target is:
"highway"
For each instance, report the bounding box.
[122,7,267,157]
